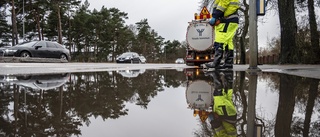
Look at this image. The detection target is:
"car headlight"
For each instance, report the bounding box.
[5,49,17,53]
[125,56,131,59]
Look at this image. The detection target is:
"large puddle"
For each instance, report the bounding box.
[0,69,319,137]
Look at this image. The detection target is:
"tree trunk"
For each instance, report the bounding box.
[239,0,249,64]
[11,0,18,46]
[307,0,319,64]
[278,0,298,64]
[57,2,63,44]
[35,10,42,40]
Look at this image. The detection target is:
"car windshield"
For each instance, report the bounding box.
[119,52,135,57]
[16,41,38,47]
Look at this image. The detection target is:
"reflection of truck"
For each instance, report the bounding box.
[185,6,215,66]
[185,69,213,111]
[185,68,213,122]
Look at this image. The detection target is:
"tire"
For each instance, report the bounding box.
[17,75,31,80]
[60,54,68,61]
[20,51,31,58]
[132,59,139,64]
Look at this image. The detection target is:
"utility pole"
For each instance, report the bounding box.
[247,0,262,137]
[248,0,260,71]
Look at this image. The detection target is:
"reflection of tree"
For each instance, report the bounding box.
[234,71,248,136]
[275,74,297,136]
[303,79,319,137]
[0,87,15,136]
[223,72,320,137]
[261,73,320,137]
[291,78,320,137]
[0,70,187,136]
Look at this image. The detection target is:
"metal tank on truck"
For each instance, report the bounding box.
[185,6,215,66]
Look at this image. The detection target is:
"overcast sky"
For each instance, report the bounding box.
[87,0,280,48]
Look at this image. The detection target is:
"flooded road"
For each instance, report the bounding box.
[0,69,319,137]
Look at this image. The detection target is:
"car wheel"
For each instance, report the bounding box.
[60,54,68,61]
[17,75,31,80]
[20,51,31,58]
[186,63,194,66]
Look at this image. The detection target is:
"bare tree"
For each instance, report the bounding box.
[298,0,320,63]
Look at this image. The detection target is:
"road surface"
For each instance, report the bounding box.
[0,63,320,79]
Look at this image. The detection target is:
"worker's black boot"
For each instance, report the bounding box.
[205,43,224,69]
[220,50,234,69]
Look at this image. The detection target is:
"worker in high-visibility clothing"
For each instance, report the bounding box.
[204,0,239,69]
[207,71,237,137]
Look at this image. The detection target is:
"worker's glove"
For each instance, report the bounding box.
[209,17,216,26]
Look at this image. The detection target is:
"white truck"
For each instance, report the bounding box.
[185,7,215,66]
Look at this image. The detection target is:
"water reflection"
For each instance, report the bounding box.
[116,69,146,78]
[186,69,237,137]
[0,70,319,137]
[0,73,70,90]
[185,69,213,122]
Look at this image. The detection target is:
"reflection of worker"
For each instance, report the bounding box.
[207,71,237,136]
[204,0,239,69]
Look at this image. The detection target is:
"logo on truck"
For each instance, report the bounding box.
[196,94,204,101]
[196,29,205,36]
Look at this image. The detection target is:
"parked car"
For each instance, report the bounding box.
[1,40,71,61]
[116,52,140,63]
[175,58,185,64]
[139,55,146,63]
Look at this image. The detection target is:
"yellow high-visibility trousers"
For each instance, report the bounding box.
[214,22,238,51]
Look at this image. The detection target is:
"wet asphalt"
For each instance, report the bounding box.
[1,63,320,79]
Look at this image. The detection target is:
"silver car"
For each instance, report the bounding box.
[175,58,185,64]
[139,56,146,63]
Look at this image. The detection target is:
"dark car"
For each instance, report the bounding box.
[116,52,140,63]
[1,40,71,61]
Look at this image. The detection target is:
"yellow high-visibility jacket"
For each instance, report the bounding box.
[212,0,239,18]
